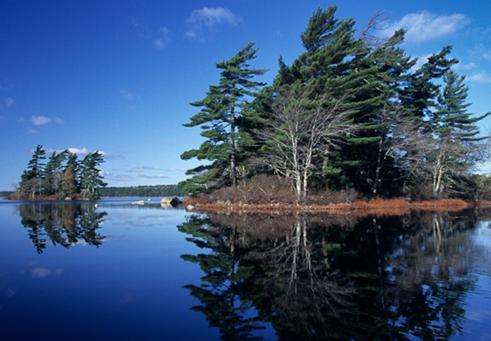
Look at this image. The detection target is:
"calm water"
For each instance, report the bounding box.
[0,199,490,340]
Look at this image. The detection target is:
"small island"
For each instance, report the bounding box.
[9,145,106,201]
[178,7,491,213]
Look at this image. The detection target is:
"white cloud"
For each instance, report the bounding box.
[469,44,491,61]
[153,27,170,50]
[4,97,15,108]
[31,115,51,126]
[132,20,171,50]
[119,89,139,101]
[453,61,477,72]
[185,7,241,40]
[29,267,63,278]
[378,11,469,43]
[30,115,63,126]
[467,72,491,84]
[67,147,90,156]
[412,53,433,71]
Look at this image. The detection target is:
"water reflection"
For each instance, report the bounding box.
[18,203,106,253]
[179,211,489,339]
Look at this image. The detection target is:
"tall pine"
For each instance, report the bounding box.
[430,70,490,197]
[180,43,265,193]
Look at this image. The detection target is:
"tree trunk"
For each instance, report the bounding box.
[295,172,302,203]
[230,110,237,187]
[372,137,384,196]
[302,171,308,200]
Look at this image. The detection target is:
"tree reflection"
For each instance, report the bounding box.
[179,211,485,339]
[18,203,106,253]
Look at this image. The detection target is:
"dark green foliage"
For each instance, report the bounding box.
[16,146,106,201]
[80,152,107,200]
[100,184,182,197]
[180,42,266,193]
[181,6,489,200]
[43,151,67,195]
[20,145,46,199]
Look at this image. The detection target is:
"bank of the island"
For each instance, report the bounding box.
[178,7,490,216]
[184,195,491,216]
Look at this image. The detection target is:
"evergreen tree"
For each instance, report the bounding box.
[61,162,77,198]
[401,46,457,126]
[180,43,266,193]
[80,152,107,200]
[429,70,490,197]
[20,145,46,198]
[265,6,389,193]
[43,151,67,196]
[65,153,80,191]
[362,30,415,196]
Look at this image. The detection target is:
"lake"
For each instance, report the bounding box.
[0,199,490,340]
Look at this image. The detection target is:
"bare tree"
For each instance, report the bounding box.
[256,85,357,201]
[371,108,428,195]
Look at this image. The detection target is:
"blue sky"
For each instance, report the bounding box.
[0,0,490,190]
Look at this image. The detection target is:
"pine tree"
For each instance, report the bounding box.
[80,152,106,200]
[65,153,80,191]
[20,145,46,198]
[401,46,457,126]
[180,43,266,193]
[268,6,387,193]
[429,70,490,197]
[61,162,77,199]
[362,30,415,196]
[43,151,67,196]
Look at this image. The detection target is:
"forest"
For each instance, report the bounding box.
[180,6,490,203]
[11,145,106,201]
[100,185,182,197]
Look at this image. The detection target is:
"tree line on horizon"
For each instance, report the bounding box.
[14,145,106,201]
[100,184,182,197]
[180,6,490,201]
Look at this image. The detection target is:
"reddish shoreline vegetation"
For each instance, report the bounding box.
[184,196,491,216]
[182,174,491,216]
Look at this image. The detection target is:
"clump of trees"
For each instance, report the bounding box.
[180,6,490,201]
[16,145,106,200]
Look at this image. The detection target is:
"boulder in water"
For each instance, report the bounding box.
[160,197,182,207]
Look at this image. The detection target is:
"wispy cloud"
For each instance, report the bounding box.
[105,165,184,184]
[453,61,477,72]
[153,27,170,50]
[67,147,90,156]
[31,115,63,126]
[119,89,140,102]
[467,72,491,84]
[378,11,469,43]
[132,19,171,50]
[185,7,241,41]
[470,44,491,61]
[4,97,15,108]
[47,146,107,157]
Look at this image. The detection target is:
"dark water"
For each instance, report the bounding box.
[0,199,490,340]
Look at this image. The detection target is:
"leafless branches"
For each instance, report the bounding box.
[255,86,357,200]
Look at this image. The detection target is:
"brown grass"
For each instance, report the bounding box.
[183,197,477,217]
[477,200,491,208]
[6,192,82,201]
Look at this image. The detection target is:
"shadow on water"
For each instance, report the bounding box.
[178,210,490,340]
[17,203,107,253]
